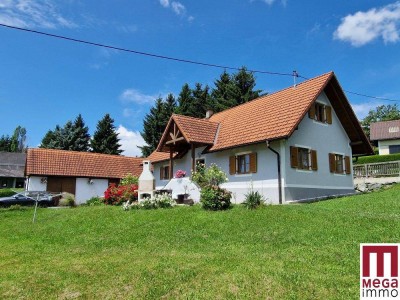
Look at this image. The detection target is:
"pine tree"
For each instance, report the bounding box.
[233,67,261,105]
[71,114,90,151]
[140,98,168,157]
[211,71,238,112]
[176,83,194,116]
[91,114,122,155]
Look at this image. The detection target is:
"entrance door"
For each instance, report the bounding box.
[47,177,76,195]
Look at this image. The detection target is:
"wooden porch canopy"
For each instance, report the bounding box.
[156,114,219,178]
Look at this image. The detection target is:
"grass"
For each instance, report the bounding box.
[1,186,400,299]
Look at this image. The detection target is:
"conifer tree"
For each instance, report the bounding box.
[0,135,11,152]
[211,71,238,112]
[176,83,194,116]
[91,114,122,155]
[233,67,261,105]
[71,114,90,151]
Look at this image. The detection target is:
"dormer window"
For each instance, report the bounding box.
[309,102,332,124]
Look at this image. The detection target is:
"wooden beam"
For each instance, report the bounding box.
[169,148,173,179]
[166,136,185,145]
[191,144,195,173]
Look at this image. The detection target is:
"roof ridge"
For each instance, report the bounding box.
[28,148,142,159]
[172,113,219,124]
[210,71,334,119]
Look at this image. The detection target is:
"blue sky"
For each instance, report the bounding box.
[0,0,399,156]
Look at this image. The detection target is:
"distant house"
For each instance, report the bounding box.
[25,148,142,204]
[148,72,373,204]
[370,120,400,155]
[0,152,26,189]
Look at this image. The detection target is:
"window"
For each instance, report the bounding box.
[329,153,351,175]
[229,153,257,175]
[290,146,318,171]
[389,145,400,154]
[160,165,170,180]
[308,102,332,124]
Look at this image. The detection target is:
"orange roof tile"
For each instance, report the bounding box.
[147,150,171,163]
[208,72,333,151]
[26,148,142,178]
[172,114,219,144]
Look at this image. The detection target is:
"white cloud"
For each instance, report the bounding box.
[252,0,287,6]
[334,2,400,46]
[171,2,186,15]
[0,0,76,29]
[160,0,170,8]
[117,125,146,157]
[159,0,192,20]
[351,102,384,119]
[120,89,156,105]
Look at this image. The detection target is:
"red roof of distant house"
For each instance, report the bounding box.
[26,148,142,178]
[370,120,400,141]
[148,72,373,162]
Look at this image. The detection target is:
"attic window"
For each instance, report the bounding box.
[308,103,332,124]
[389,127,400,133]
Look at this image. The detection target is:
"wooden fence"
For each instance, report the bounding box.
[353,161,400,178]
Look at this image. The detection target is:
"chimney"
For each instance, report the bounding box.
[206,110,214,119]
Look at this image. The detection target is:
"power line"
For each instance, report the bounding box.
[0,23,293,77]
[1,23,399,103]
[298,75,400,103]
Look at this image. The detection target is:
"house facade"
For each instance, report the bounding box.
[0,152,26,189]
[25,148,142,204]
[370,120,400,155]
[148,72,372,204]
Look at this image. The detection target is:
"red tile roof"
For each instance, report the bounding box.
[208,72,333,151]
[148,71,372,161]
[26,148,142,178]
[370,120,400,141]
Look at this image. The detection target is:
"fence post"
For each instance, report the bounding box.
[365,164,368,178]
[398,161,400,177]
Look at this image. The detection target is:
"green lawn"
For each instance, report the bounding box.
[1,186,400,299]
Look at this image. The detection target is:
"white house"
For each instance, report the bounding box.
[370,120,400,155]
[148,72,373,204]
[25,148,142,204]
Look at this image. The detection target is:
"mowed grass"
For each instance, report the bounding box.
[1,185,400,299]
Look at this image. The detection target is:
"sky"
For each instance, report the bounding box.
[0,0,399,157]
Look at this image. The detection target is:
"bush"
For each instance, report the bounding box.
[122,193,175,211]
[59,194,76,207]
[104,183,138,205]
[0,189,17,197]
[86,197,104,206]
[353,153,400,165]
[192,163,228,188]
[243,190,265,209]
[120,173,139,186]
[200,185,231,211]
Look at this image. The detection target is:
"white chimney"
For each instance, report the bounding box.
[138,160,155,199]
[206,110,214,119]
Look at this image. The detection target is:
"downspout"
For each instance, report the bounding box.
[266,140,282,204]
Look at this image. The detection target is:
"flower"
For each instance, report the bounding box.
[175,170,186,178]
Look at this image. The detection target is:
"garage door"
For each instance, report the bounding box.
[47,177,76,195]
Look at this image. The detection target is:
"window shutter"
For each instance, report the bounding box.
[345,156,351,175]
[308,104,316,119]
[250,153,257,173]
[326,106,332,124]
[229,156,236,175]
[329,153,336,173]
[290,146,298,168]
[160,166,164,180]
[311,150,318,171]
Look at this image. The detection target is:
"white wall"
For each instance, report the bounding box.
[75,178,109,205]
[284,91,354,200]
[378,139,400,155]
[27,176,47,191]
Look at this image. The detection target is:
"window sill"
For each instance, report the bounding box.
[295,169,314,173]
[234,173,253,177]
[333,173,348,176]
[312,120,329,126]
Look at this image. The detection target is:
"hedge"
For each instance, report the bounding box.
[0,188,17,197]
[353,153,400,165]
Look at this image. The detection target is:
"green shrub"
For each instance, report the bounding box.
[120,173,139,186]
[86,197,104,206]
[192,163,228,187]
[243,190,265,209]
[59,194,76,207]
[353,153,400,165]
[0,189,17,197]
[200,185,231,211]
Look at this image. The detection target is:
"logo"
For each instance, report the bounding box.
[361,244,399,299]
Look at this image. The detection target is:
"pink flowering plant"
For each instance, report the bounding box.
[175,169,186,178]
